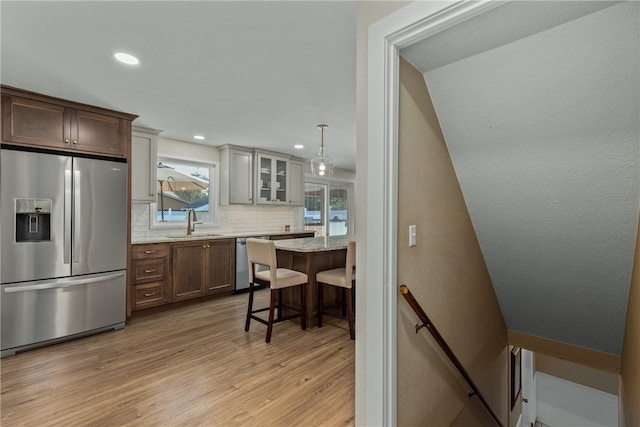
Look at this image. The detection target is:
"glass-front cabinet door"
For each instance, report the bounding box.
[256,152,288,205]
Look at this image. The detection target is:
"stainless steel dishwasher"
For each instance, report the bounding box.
[235,236,269,293]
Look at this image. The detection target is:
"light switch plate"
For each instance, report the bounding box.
[409,225,417,247]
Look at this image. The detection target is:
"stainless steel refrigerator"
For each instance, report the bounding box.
[1,147,127,357]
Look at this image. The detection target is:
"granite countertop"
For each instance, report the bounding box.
[273,235,355,252]
[132,229,313,244]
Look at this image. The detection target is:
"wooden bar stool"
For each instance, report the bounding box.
[244,238,308,343]
[316,240,356,340]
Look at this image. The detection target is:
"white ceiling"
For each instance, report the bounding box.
[0,1,357,170]
[402,1,639,355]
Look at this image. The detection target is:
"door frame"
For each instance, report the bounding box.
[521,349,537,426]
[364,1,505,425]
[304,178,355,237]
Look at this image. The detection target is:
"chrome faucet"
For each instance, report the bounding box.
[186,209,198,236]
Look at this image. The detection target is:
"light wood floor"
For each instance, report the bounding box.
[1,290,355,426]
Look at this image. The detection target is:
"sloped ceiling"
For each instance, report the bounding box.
[0,1,357,170]
[402,1,639,355]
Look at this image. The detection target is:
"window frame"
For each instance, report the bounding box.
[150,157,220,230]
[304,175,355,237]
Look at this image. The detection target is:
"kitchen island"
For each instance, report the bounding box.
[274,235,355,327]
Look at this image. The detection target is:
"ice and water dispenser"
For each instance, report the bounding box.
[15,199,52,242]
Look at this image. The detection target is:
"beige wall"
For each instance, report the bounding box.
[536,353,619,396]
[620,213,640,427]
[508,330,620,373]
[396,56,508,426]
[355,1,412,424]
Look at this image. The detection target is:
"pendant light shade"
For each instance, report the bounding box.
[310,124,334,177]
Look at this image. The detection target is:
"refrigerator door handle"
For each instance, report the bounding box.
[64,169,72,264]
[73,169,81,264]
[2,272,125,293]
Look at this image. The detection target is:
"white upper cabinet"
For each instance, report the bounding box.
[219,146,305,206]
[287,159,304,206]
[131,127,161,202]
[219,145,254,205]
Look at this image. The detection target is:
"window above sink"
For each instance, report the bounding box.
[150,158,220,230]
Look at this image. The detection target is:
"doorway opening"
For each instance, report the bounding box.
[304,181,352,237]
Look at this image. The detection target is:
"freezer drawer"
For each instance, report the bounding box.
[1,271,126,357]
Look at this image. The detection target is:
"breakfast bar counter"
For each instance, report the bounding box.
[274,235,353,253]
[274,235,354,327]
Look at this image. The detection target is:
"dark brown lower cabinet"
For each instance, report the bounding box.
[205,239,235,295]
[172,238,235,301]
[131,243,171,311]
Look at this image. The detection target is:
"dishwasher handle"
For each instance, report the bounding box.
[236,236,269,245]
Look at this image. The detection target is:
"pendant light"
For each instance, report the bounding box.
[310,124,334,176]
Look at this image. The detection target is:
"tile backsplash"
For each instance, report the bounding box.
[131,203,303,240]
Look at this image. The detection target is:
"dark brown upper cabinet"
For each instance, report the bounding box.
[2,86,136,158]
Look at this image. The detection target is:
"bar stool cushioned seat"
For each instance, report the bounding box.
[316,240,356,339]
[245,238,308,343]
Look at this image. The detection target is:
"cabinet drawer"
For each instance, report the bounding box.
[133,282,168,309]
[133,258,165,283]
[132,243,170,260]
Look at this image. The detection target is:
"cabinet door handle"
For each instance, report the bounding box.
[144,269,156,273]
[144,250,156,254]
[143,292,156,297]
[64,138,70,144]
[73,139,78,145]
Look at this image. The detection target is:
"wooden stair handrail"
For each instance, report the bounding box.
[399,285,504,427]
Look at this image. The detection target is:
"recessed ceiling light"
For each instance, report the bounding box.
[194,135,205,140]
[114,52,139,65]
[294,144,304,149]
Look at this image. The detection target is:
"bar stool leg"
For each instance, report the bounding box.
[277,288,283,321]
[300,283,307,330]
[245,282,255,332]
[266,288,277,343]
[317,282,324,328]
[346,288,355,340]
